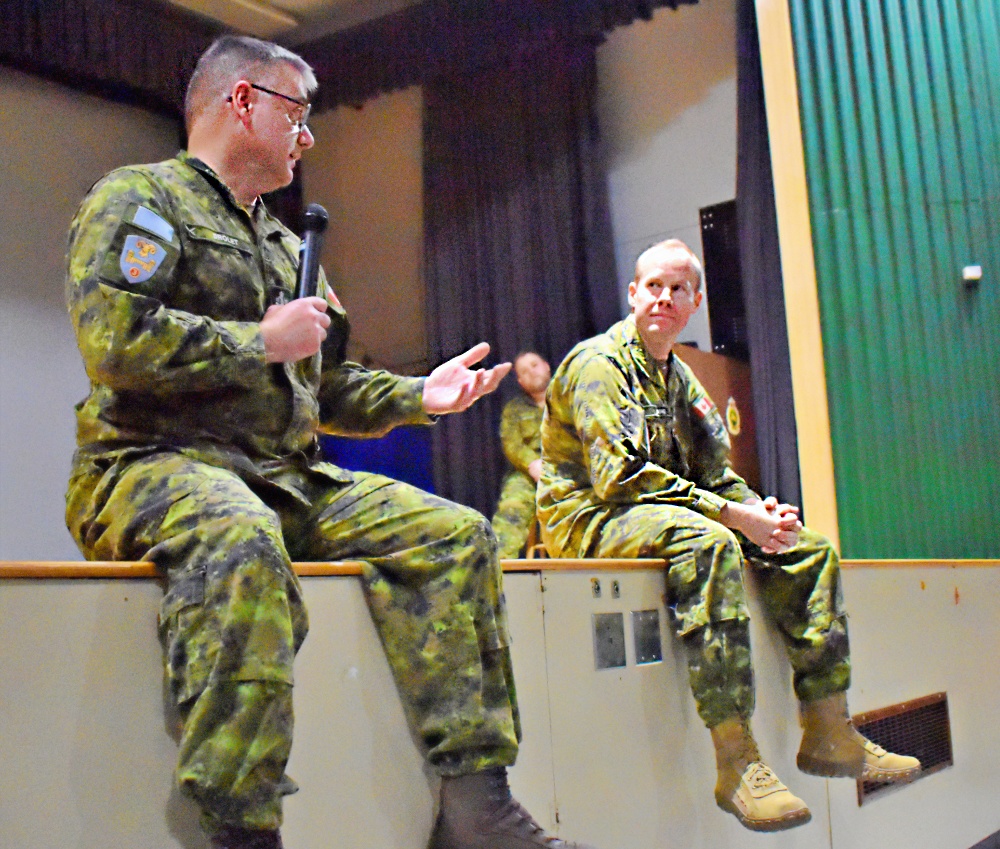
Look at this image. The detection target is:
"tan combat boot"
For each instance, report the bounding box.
[797,692,922,782]
[428,767,600,849]
[711,717,811,832]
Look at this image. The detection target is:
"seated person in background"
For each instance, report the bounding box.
[65,34,600,849]
[491,352,551,557]
[537,238,920,833]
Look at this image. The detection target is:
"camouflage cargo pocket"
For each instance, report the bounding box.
[159,566,207,705]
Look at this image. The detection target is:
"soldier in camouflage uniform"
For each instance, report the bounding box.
[538,239,920,833]
[65,35,599,849]
[490,353,550,558]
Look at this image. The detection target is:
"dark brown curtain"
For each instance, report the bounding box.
[422,35,619,514]
[0,0,314,228]
[735,0,802,509]
[0,0,221,118]
[300,0,698,110]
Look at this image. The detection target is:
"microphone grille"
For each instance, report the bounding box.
[303,203,329,232]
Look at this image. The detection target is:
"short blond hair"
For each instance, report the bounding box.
[634,239,704,292]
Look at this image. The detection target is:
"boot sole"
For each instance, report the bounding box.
[862,763,922,783]
[716,796,812,833]
[797,754,922,784]
[796,752,862,778]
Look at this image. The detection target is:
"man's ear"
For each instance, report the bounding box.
[229,80,254,124]
[627,280,637,310]
[694,288,703,309]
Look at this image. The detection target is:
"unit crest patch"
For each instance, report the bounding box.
[120,235,166,283]
[726,397,742,435]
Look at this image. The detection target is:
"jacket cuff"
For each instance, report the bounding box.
[400,376,437,424]
[694,489,729,521]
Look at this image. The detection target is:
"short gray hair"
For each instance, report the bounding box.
[184,35,317,131]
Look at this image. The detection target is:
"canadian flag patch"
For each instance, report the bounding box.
[323,280,342,309]
[693,397,713,418]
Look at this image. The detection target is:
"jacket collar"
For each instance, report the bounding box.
[616,315,674,388]
[179,151,286,239]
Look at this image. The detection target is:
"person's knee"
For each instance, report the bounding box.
[796,525,834,553]
[169,502,288,575]
[686,515,742,558]
[453,507,496,556]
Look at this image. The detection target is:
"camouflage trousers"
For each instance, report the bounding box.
[490,472,537,558]
[66,449,520,834]
[592,505,850,729]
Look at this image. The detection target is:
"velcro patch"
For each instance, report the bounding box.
[132,205,175,242]
[323,279,342,309]
[693,396,713,418]
[120,235,166,283]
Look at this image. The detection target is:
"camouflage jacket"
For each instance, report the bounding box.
[498,394,543,477]
[538,316,755,556]
[66,152,430,495]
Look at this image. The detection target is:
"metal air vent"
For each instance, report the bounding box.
[854,692,952,805]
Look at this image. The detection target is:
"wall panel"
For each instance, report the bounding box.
[788,0,1000,557]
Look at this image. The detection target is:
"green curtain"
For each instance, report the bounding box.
[789,0,1000,557]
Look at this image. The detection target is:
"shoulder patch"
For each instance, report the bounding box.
[119,235,166,283]
[132,205,175,242]
[693,396,713,418]
[726,397,742,435]
[323,279,342,309]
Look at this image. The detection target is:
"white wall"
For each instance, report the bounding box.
[4,565,997,848]
[303,87,427,373]
[596,0,739,351]
[0,68,178,560]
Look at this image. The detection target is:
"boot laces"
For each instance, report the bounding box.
[746,762,782,791]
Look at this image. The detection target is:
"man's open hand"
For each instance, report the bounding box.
[423,342,512,415]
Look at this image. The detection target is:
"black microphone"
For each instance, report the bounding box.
[293,203,329,300]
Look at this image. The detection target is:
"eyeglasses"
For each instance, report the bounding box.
[228,83,311,134]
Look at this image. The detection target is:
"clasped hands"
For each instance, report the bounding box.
[721,496,803,555]
[261,299,510,414]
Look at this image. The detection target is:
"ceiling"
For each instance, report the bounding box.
[167,0,419,44]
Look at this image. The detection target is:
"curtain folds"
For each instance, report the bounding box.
[422,36,619,514]
[0,0,220,118]
[2,0,698,116]
[735,0,802,509]
[300,0,697,110]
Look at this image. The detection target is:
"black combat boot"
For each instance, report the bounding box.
[210,826,284,849]
[428,767,600,849]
